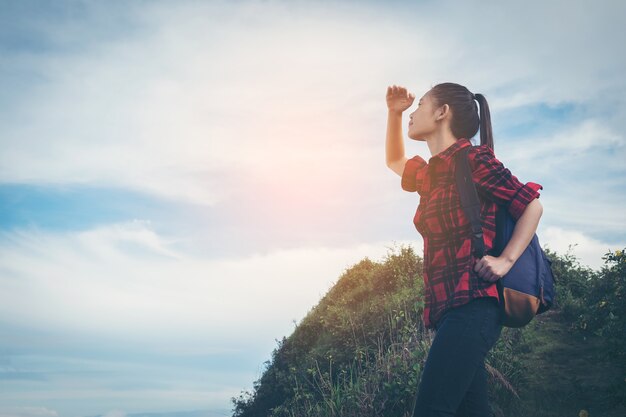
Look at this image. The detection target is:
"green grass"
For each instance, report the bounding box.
[231,245,626,417]
[500,309,626,417]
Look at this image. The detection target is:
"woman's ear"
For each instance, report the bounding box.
[435,103,450,121]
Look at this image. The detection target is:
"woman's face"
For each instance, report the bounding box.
[407,91,440,141]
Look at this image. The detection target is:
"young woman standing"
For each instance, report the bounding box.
[385,83,544,416]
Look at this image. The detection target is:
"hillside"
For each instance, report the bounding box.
[503,308,626,417]
[231,244,626,417]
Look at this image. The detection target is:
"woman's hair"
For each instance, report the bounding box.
[429,82,494,150]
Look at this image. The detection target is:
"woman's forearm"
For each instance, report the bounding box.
[386,110,405,165]
[500,199,543,264]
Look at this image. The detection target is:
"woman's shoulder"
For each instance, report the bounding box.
[467,145,502,173]
[467,143,495,158]
[465,143,497,170]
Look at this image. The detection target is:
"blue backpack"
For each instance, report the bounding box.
[454,146,556,328]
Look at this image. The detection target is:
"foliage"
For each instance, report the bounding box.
[575,247,626,406]
[230,243,626,417]
[542,245,594,321]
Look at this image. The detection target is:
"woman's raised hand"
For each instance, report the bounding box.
[386,85,415,113]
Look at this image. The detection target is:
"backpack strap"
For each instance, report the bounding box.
[454,146,486,259]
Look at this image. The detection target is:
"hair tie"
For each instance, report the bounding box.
[472,93,478,100]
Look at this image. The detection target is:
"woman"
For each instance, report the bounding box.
[385,83,544,416]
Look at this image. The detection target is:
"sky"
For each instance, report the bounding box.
[1,0,625,416]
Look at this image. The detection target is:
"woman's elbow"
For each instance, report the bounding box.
[387,157,408,177]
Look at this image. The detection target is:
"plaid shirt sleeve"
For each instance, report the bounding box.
[401,155,429,195]
[470,145,543,220]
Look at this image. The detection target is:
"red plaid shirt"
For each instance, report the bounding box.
[401,138,543,329]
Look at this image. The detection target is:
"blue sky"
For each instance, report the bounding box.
[1,1,625,416]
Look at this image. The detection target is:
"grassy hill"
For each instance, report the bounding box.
[231,244,626,417]
[508,308,625,416]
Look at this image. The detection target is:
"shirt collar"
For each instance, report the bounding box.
[428,138,473,164]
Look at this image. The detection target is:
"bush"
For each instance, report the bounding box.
[231,244,626,416]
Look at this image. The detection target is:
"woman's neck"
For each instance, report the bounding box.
[426,131,458,157]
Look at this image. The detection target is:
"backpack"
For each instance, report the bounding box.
[454,146,556,328]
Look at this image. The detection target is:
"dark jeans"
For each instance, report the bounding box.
[412,297,503,417]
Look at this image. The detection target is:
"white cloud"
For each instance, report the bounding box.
[1,220,617,353]
[0,221,421,349]
[0,0,423,207]
[499,119,625,165]
[102,411,126,417]
[541,226,624,270]
[1,0,624,263]
[2,0,625,211]
[0,407,58,417]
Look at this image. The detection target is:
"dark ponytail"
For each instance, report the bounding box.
[429,83,494,151]
[473,93,494,151]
